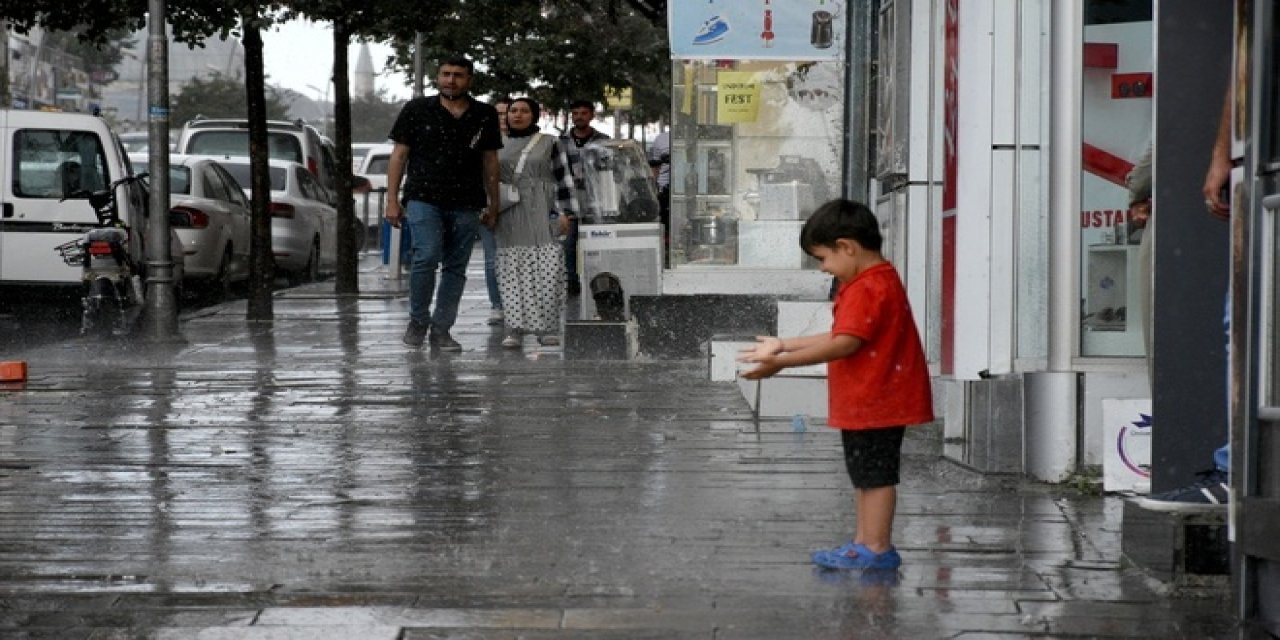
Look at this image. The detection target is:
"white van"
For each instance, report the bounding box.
[0,110,147,286]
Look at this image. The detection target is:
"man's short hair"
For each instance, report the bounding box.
[800,199,883,254]
[569,99,596,112]
[439,55,474,75]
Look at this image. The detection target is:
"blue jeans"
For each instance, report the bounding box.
[478,225,501,309]
[405,201,480,331]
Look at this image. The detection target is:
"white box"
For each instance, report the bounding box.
[1101,397,1152,493]
[578,223,663,320]
[737,220,807,269]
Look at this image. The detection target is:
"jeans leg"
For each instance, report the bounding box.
[405,201,444,326]
[563,217,579,288]
[431,207,481,332]
[479,225,502,309]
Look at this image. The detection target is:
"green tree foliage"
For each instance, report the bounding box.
[385,0,670,127]
[350,89,404,143]
[41,28,136,85]
[171,72,290,122]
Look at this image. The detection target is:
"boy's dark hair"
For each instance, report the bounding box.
[569,99,596,112]
[800,199,883,255]
[439,56,474,75]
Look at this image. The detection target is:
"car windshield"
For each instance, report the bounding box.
[366,155,390,175]
[169,167,192,195]
[219,163,287,192]
[187,131,304,164]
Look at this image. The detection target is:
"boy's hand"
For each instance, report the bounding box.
[741,358,783,380]
[737,336,783,363]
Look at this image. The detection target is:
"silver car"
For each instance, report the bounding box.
[136,155,252,297]
[217,158,337,284]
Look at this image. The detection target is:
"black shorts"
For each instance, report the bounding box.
[840,426,906,489]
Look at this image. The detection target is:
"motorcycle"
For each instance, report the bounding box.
[54,173,150,338]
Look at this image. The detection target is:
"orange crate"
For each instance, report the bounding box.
[0,361,27,382]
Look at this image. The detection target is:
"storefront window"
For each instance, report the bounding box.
[668,59,845,269]
[1078,1,1153,357]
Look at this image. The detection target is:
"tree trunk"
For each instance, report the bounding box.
[242,12,274,320]
[333,23,358,294]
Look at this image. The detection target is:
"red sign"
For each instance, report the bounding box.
[941,0,959,375]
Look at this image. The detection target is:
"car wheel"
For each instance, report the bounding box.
[211,246,233,301]
[305,238,321,283]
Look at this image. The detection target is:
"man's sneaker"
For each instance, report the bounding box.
[487,308,504,325]
[428,330,463,352]
[402,319,428,347]
[1135,468,1229,513]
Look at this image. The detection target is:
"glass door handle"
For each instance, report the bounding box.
[1261,194,1280,212]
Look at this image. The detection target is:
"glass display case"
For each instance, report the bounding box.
[669,59,845,269]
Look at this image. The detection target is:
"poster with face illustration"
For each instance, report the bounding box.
[669,0,846,61]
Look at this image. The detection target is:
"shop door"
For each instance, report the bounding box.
[1239,1,1280,634]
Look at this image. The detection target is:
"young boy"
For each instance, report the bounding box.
[738,199,933,570]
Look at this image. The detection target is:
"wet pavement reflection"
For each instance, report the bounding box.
[0,258,1236,638]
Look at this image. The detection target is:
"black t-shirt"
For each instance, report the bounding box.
[388,95,502,209]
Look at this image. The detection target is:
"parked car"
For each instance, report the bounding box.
[176,118,340,205]
[354,143,395,229]
[215,157,337,284]
[350,142,382,173]
[132,154,252,297]
[0,110,182,291]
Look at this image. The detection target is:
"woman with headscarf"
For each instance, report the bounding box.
[485,97,578,349]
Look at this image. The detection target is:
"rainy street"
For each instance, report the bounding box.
[0,257,1235,639]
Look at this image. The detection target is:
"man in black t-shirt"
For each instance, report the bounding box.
[386,56,502,350]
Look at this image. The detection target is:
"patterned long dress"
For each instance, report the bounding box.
[494,132,578,336]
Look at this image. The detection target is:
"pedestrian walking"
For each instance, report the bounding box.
[738,199,934,571]
[384,56,502,351]
[558,99,611,296]
[492,97,579,349]
[478,96,514,327]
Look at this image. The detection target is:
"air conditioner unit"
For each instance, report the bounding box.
[577,222,663,320]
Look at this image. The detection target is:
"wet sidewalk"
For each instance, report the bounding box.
[0,257,1234,639]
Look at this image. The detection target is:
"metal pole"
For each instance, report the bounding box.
[388,34,425,281]
[144,0,179,340]
[841,0,872,201]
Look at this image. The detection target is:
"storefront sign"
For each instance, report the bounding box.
[669,2,845,60]
[716,72,760,123]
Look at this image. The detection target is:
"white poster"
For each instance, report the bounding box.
[669,0,847,61]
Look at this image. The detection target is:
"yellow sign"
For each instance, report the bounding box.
[717,71,759,123]
[606,87,633,110]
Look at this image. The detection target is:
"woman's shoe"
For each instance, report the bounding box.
[502,331,521,348]
[538,334,560,346]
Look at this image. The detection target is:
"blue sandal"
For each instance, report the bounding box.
[812,542,902,570]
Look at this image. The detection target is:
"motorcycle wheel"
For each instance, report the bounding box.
[84,277,120,339]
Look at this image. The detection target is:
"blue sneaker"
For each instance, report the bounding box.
[812,543,902,570]
[693,16,730,45]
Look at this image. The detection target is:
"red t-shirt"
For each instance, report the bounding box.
[828,262,934,430]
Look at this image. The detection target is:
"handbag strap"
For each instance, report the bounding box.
[512,133,542,179]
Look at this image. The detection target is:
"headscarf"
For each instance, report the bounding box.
[506,97,542,138]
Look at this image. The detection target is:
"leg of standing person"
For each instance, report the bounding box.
[403,200,444,346]
[427,207,481,350]
[564,217,580,296]
[813,428,905,570]
[479,225,503,324]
